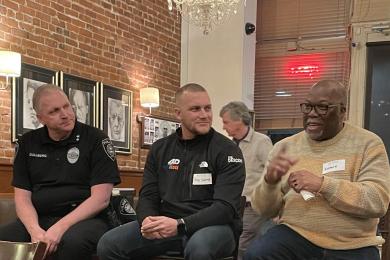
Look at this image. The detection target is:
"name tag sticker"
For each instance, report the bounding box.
[193,173,212,185]
[322,160,345,174]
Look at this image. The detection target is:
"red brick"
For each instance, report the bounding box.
[0,0,180,168]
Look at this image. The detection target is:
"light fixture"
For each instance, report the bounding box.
[0,51,21,90]
[140,87,159,115]
[167,0,244,35]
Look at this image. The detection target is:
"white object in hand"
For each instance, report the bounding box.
[300,190,315,201]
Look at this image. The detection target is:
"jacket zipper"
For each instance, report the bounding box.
[189,161,195,199]
[182,142,187,199]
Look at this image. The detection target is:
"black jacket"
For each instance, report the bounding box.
[137,128,245,238]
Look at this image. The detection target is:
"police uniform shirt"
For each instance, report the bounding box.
[13,121,121,216]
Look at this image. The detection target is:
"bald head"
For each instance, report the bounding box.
[33,84,65,113]
[174,83,212,139]
[175,83,207,106]
[303,79,348,141]
[311,80,347,107]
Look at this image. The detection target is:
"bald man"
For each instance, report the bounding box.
[98,83,245,260]
[245,80,390,260]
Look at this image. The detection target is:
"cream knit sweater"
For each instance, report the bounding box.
[251,123,390,249]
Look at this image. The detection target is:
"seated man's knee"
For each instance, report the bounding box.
[184,226,235,259]
[97,221,141,259]
[244,238,273,260]
[97,231,115,257]
[244,244,260,260]
[61,231,93,253]
[184,232,215,259]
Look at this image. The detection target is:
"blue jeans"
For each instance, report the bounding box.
[97,221,236,260]
[244,224,380,260]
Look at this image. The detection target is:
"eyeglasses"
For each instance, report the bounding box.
[299,103,341,115]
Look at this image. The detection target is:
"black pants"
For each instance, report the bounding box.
[0,216,110,260]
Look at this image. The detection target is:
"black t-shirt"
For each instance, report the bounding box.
[13,121,121,216]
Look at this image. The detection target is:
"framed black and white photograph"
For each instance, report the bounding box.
[11,63,58,142]
[59,72,98,127]
[100,83,132,154]
[141,115,180,148]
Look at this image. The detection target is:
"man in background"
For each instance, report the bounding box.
[220,101,273,260]
[0,84,121,260]
[98,83,245,260]
[245,80,390,260]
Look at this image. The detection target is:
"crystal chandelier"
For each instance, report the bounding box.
[167,0,244,35]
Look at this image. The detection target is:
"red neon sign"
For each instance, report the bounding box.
[289,65,320,79]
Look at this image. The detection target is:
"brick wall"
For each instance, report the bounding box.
[0,0,181,170]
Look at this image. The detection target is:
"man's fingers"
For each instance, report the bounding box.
[276,144,299,165]
[277,153,298,166]
[142,220,163,232]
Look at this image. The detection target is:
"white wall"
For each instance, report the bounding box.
[181,0,257,133]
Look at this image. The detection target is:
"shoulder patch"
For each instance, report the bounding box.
[102,138,116,161]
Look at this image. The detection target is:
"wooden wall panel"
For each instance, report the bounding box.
[0,164,13,193]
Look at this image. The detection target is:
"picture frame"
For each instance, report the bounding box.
[11,63,58,142]
[141,115,180,148]
[100,83,133,154]
[59,72,98,127]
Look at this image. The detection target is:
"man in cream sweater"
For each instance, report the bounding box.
[245,80,390,260]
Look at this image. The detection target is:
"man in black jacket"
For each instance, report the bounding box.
[98,83,245,260]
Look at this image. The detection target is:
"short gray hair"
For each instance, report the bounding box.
[220,101,251,126]
[32,84,64,112]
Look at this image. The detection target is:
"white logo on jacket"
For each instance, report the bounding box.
[199,161,208,168]
[168,159,180,165]
[227,156,242,163]
[168,158,180,170]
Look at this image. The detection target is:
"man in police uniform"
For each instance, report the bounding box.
[0,84,121,260]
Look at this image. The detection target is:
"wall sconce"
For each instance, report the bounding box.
[137,87,159,122]
[0,51,21,90]
[140,87,159,112]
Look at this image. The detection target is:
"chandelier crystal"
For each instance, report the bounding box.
[167,0,243,35]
